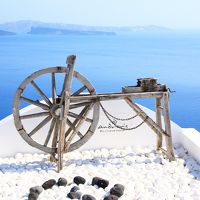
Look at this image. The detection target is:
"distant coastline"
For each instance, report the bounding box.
[0,20,172,36]
[0,29,16,36]
[27,27,116,36]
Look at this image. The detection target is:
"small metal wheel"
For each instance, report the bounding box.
[13,67,99,154]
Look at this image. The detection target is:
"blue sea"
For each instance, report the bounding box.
[0,33,200,131]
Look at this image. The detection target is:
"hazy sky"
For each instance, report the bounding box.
[0,0,200,29]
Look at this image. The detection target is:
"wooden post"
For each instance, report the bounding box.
[156,97,162,149]
[162,92,175,161]
[57,55,76,172]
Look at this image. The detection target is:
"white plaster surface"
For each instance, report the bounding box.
[0,99,199,163]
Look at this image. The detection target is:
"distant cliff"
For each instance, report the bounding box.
[27,27,116,35]
[0,20,173,35]
[0,30,16,36]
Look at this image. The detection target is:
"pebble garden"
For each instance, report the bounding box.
[0,145,200,199]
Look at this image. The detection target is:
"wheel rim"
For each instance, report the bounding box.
[13,67,99,154]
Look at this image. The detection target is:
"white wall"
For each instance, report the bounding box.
[0,100,184,157]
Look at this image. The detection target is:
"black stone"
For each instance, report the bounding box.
[92,176,109,189]
[42,179,56,190]
[70,186,80,192]
[73,176,86,185]
[82,194,96,200]
[104,195,119,200]
[67,192,82,199]
[29,186,43,195]
[110,184,124,197]
[57,177,68,186]
[28,192,39,200]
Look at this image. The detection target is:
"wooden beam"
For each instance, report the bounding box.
[57,55,76,172]
[51,73,57,104]
[125,97,169,137]
[156,97,163,149]
[162,93,175,161]
[70,91,164,103]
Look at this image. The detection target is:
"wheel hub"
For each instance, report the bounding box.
[50,104,61,118]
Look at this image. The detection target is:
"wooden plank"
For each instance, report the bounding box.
[52,73,57,104]
[125,97,169,137]
[31,80,52,106]
[50,118,59,161]
[156,97,163,149]
[162,93,175,161]
[70,91,164,103]
[57,55,76,172]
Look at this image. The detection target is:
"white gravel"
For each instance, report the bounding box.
[0,144,200,200]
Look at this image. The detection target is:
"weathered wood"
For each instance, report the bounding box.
[72,85,87,96]
[125,97,169,137]
[50,119,60,161]
[162,93,175,161]
[66,119,84,138]
[14,55,176,171]
[57,55,76,172]
[20,112,50,119]
[28,115,52,137]
[13,66,100,155]
[68,111,93,123]
[44,118,56,146]
[65,106,91,138]
[51,73,57,104]
[64,103,94,152]
[69,101,94,109]
[57,115,65,171]
[21,96,49,110]
[122,84,166,93]
[31,80,52,106]
[156,97,162,149]
[70,91,163,103]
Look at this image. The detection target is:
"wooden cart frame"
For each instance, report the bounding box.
[13,55,175,172]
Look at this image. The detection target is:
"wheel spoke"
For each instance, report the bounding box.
[21,96,49,110]
[68,111,93,123]
[31,80,52,106]
[51,73,57,104]
[65,104,94,150]
[69,101,93,109]
[72,85,87,96]
[66,119,83,138]
[21,112,50,119]
[44,118,56,146]
[65,105,90,138]
[28,115,52,137]
[51,118,60,149]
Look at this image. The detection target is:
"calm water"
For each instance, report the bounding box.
[0,33,200,131]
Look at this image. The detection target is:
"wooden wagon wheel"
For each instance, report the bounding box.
[13,65,100,156]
